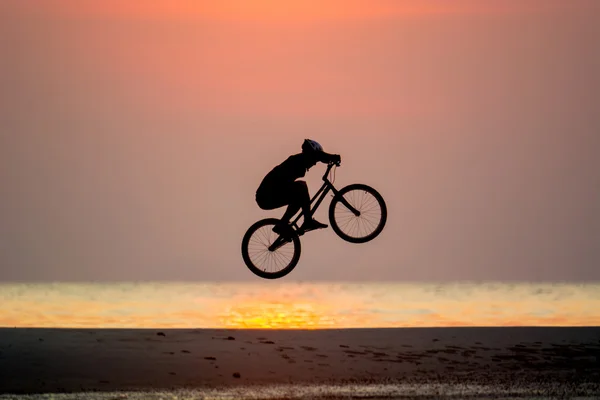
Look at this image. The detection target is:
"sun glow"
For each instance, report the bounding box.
[220,301,338,329]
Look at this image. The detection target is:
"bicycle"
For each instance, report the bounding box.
[241,161,387,279]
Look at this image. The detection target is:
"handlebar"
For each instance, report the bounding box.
[323,160,340,181]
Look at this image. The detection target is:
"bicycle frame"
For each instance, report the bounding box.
[288,162,360,231]
[266,162,363,252]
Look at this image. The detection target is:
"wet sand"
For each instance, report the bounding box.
[0,327,598,396]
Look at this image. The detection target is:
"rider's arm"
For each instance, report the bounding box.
[317,151,341,164]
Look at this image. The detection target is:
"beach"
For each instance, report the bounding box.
[1,327,599,397]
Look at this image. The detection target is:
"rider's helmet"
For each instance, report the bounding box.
[302,139,323,154]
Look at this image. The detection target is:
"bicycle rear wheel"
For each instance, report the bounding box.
[241,218,301,279]
[329,184,387,243]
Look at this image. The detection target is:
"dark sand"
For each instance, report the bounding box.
[0,327,598,396]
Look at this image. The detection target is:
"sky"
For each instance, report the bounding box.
[1,0,599,282]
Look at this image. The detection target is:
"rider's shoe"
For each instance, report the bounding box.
[272,222,294,240]
[299,218,328,234]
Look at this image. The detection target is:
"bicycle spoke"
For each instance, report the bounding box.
[361,215,377,231]
[258,227,272,247]
[252,250,271,269]
[351,215,361,237]
[248,250,266,263]
[249,232,268,248]
[265,253,272,273]
[356,216,365,237]
[272,250,289,268]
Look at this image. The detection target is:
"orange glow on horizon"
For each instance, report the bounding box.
[1,283,598,329]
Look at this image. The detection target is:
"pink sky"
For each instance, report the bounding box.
[1,1,599,281]
[9,1,583,20]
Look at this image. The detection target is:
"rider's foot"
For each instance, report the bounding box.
[300,218,328,233]
[272,222,294,239]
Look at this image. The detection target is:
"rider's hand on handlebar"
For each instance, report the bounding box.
[332,154,341,165]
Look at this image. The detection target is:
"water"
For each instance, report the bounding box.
[1,282,598,328]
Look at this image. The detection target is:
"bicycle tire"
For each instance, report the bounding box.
[329,184,387,243]
[241,218,302,279]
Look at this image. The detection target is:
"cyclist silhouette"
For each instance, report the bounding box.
[256,139,341,236]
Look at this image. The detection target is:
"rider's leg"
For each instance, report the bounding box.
[280,181,310,224]
[273,181,326,235]
[286,181,327,231]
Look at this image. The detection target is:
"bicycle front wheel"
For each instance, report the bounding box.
[329,184,387,243]
[241,218,301,279]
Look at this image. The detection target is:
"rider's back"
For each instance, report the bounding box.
[258,153,307,192]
